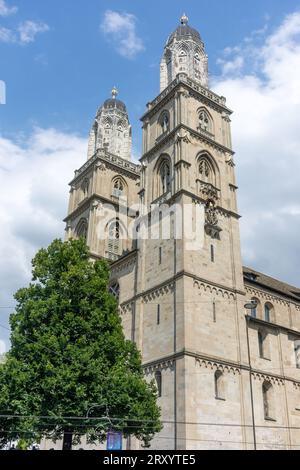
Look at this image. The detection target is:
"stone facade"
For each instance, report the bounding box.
[64,16,300,450]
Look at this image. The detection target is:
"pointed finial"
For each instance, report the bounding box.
[180,13,189,25]
[111,86,118,99]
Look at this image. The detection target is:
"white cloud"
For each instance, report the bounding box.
[100,10,145,59]
[18,20,49,44]
[0,25,15,43]
[0,0,17,17]
[213,11,300,286]
[0,128,86,351]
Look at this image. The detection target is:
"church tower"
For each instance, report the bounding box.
[132,14,248,449]
[64,88,140,261]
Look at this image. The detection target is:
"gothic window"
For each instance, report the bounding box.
[178,48,188,72]
[112,177,125,199]
[117,120,125,131]
[159,111,170,135]
[160,160,171,195]
[198,109,212,133]
[198,156,215,186]
[215,370,225,400]
[155,371,162,398]
[76,219,88,241]
[107,219,121,260]
[109,282,120,302]
[81,178,89,200]
[295,341,300,369]
[262,381,275,420]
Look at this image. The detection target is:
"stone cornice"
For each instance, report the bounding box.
[69,149,141,186]
[141,74,232,122]
[245,283,300,309]
[145,189,241,220]
[140,124,234,163]
[142,349,300,386]
[247,315,300,337]
[117,271,245,309]
[110,249,138,275]
[64,194,136,223]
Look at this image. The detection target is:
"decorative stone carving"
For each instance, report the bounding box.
[96,162,106,172]
[205,200,222,239]
[176,129,191,144]
[199,182,219,201]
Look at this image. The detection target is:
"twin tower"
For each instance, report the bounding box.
[64,16,247,450]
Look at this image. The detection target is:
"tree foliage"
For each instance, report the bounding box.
[0,239,161,448]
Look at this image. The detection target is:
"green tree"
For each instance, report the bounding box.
[0,239,161,449]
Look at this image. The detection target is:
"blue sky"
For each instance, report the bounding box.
[1,0,300,150]
[1,1,300,352]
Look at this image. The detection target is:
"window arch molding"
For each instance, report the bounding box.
[75,218,88,241]
[81,178,90,200]
[111,175,127,199]
[264,302,274,323]
[196,151,219,188]
[250,297,261,319]
[153,154,172,200]
[106,217,127,260]
[103,116,113,129]
[214,370,226,400]
[197,107,214,135]
[158,110,170,135]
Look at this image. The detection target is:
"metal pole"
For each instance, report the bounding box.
[245,315,257,450]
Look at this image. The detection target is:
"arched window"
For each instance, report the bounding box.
[295,340,300,369]
[250,298,260,319]
[76,219,88,241]
[178,47,188,72]
[159,111,170,135]
[198,108,214,135]
[160,160,171,195]
[107,219,121,260]
[102,117,113,146]
[81,178,89,200]
[155,371,162,398]
[264,303,273,322]
[262,381,275,420]
[215,370,225,400]
[198,156,215,186]
[199,110,211,133]
[109,282,120,302]
[112,178,125,199]
[194,50,201,80]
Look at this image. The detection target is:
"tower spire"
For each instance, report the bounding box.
[111,86,119,99]
[180,13,189,25]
